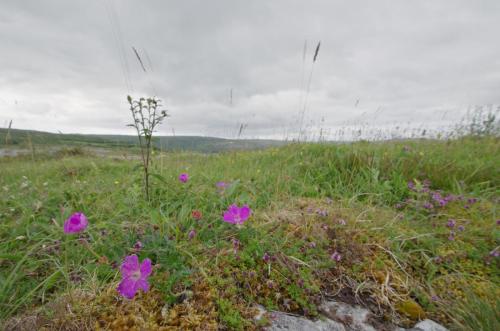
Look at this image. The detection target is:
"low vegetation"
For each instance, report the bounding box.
[0,136,498,330]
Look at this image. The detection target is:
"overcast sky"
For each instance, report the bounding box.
[1,0,499,139]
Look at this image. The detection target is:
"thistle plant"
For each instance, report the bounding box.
[127,95,168,200]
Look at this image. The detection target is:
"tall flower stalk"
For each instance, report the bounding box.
[127,96,168,200]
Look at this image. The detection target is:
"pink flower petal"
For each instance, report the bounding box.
[121,255,139,277]
[117,278,137,299]
[239,205,251,221]
[223,211,236,223]
[140,258,152,277]
[136,279,149,293]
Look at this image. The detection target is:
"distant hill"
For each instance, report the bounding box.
[0,128,287,153]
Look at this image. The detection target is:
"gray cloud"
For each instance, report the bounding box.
[1,0,499,139]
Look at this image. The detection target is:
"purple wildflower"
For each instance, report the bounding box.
[263,252,271,263]
[222,204,251,225]
[447,219,456,228]
[448,231,455,241]
[490,249,499,258]
[338,218,346,225]
[232,238,240,253]
[178,173,189,183]
[117,255,152,299]
[316,209,328,217]
[467,197,478,204]
[407,181,415,191]
[457,225,465,232]
[331,251,341,262]
[63,212,88,234]
[423,202,433,210]
[308,242,317,248]
[188,229,196,240]
[216,181,227,188]
[496,220,500,225]
[133,241,143,251]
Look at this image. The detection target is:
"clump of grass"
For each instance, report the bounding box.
[451,290,500,331]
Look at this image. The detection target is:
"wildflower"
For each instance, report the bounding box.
[188,229,196,240]
[423,202,433,210]
[216,181,227,188]
[321,224,329,231]
[431,295,440,302]
[497,220,500,225]
[407,181,415,190]
[178,173,189,183]
[446,219,456,228]
[457,225,465,232]
[309,242,317,248]
[133,241,143,251]
[490,249,499,258]
[331,251,341,262]
[232,239,240,254]
[263,252,271,263]
[191,210,202,220]
[338,218,346,225]
[316,209,328,217]
[222,204,251,225]
[448,231,455,241]
[467,197,478,204]
[117,254,152,299]
[63,212,88,234]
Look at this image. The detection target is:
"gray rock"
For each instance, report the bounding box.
[258,301,449,331]
[413,319,449,331]
[319,301,377,331]
[264,311,346,331]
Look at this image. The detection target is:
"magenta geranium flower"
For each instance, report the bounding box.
[117,254,152,299]
[63,212,88,234]
[179,173,189,183]
[223,204,251,225]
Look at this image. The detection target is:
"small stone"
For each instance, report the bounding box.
[413,319,449,331]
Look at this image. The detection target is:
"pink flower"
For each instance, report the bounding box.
[331,251,341,262]
[117,255,152,299]
[63,212,88,234]
[178,173,189,183]
[223,204,251,225]
[188,229,196,240]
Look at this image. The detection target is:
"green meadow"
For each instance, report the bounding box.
[0,136,499,330]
